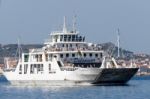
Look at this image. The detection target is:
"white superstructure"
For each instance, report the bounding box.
[3,17,105,85]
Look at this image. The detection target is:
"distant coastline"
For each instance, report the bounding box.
[0,42,150,75]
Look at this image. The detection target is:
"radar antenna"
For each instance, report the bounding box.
[63,16,67,33]
[15,37,23,62]
[72,15,77,33]
[117,28,120,58]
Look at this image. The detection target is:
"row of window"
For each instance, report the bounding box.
[19,64,56,74]
[60,53,103,58]
[19,64,44,74]
[62,44,73,47]
[24,54,43,62]
[59,35,85,42]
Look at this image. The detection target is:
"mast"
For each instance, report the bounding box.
[63,16,67,33]
[16,38,22,61]
[18,38,20,59]
[72,15,77,33]
[117,28,120,58]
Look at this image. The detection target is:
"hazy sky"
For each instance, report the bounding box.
[0,0,150,54]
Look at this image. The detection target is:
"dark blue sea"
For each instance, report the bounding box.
[0,75,150,99]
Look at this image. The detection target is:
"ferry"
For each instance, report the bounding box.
[3,17,138,85]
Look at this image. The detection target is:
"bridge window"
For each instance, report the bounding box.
[68,35,71,41]
[64,35,67,41]
[79,36,82,41]
[72,35,75,41]
[95,54,98,57]
[60,35,63,41]
[54,35,58,42]
[72,53,75,57]
[66,53,69,57]
[89,53,92,57]
[76,35,78,41]
[60,54,63,58]
[84,53,86,57]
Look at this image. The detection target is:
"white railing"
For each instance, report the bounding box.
[44,47,103,52]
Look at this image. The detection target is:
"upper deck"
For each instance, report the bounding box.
[44,31,85,45]
[44,17,86,45]
[31,17,103,54]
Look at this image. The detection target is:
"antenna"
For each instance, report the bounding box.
[117,28,120,58]
[73,15,77,32]
[63,16,67,33]
[18,38,21,59]
[15,37,22,61]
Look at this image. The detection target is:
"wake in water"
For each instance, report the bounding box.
[7,81,93,88]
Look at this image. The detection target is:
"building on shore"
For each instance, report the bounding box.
[4,57,18,69]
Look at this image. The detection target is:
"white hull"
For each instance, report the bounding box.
[3,68,101,85]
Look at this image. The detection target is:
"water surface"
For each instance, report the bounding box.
[0,76,149,99]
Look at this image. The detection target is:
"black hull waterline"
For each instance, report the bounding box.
[92,68,139,85]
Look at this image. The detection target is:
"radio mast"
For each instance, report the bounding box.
[117,28,120,58]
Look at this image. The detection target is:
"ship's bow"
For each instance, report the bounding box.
[92,68,139,85]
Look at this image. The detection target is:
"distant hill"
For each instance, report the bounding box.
[98,42,134,59]
[0,44,43,57]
